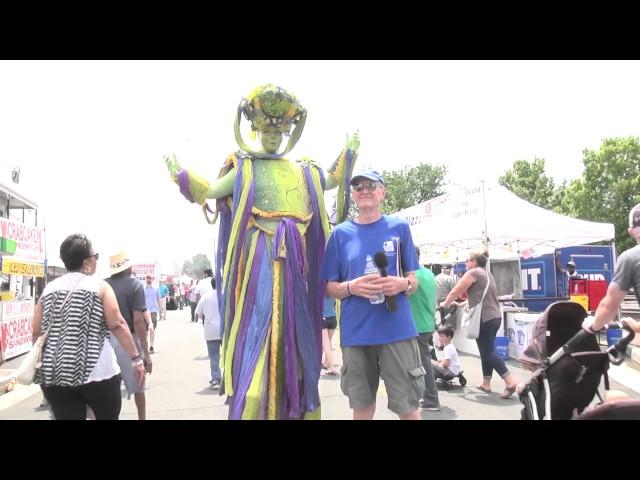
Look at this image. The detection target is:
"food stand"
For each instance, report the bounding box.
[0,182,45,364]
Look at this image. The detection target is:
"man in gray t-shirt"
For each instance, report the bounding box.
[435,264,457,303]
[105,252,153,420]
[583,204,640,334]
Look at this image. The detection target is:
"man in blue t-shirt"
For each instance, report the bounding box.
[321,169,424,420]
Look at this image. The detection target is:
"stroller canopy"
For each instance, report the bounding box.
[519,301,599,366]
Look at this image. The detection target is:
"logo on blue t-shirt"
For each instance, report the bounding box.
[383,240,396,253]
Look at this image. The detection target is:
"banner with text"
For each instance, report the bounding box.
[0,300,34,359]
[0,217,46,263]
[132,263,160,280]
[1,257,45,277]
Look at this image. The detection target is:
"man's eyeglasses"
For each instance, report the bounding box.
[87,253,99,260]
[351,181,380,193]
[146,276,152,280]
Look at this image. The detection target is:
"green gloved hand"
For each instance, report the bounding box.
[346,129,360,152]
[164,154,181,181]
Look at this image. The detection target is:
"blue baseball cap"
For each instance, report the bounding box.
[350,170,385,186]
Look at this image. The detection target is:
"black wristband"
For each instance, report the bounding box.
[346,282,352,296]
[131,354,143,362]
[588,325,599,334]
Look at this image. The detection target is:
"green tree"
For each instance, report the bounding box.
[182,259,194,277]
[183,254,212,279]
[379,163,447,215]
[562,137,640,252]
[499,158,559,210]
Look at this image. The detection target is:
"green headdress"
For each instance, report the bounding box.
[234,84,307,159]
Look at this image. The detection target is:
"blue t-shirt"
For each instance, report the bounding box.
[321,215,420,347]
[323,296,336,318]
[144,286,159,313]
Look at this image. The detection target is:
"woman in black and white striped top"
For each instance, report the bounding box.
[33,233,145,420]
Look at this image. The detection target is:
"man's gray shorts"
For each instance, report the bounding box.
[340,337,425,416]
[110,335,145,398]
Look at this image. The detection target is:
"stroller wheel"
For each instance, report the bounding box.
[443,381,452,391]
[458,373,467,387]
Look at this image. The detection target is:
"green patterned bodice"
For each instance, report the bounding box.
[252,159,313,234]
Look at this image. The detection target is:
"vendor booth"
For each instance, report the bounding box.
[0,182,45,364]
[391,181,615,357]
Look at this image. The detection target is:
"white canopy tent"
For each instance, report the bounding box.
[392,182,616,356]
[391,181,615,264]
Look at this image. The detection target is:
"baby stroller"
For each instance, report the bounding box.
[432,305,467,390]
[518,301,638,420]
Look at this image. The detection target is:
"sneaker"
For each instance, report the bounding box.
[422,405,441,411]
[210,382,220,390]
[149,346,154,354]
[419,400,440,411]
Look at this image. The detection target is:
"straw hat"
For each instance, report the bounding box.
[109,251,132,275]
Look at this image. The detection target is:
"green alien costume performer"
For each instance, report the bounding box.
[166,85,359,419]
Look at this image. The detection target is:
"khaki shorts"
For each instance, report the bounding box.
[340,337,425,416]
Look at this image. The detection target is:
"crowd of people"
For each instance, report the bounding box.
[28,83,640,420]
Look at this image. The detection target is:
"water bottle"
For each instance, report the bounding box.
[364,255,385,305]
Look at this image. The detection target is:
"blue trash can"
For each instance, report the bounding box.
[495,336,509,360]
[607,329,623,347]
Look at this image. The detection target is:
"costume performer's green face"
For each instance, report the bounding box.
[259,127,284,154]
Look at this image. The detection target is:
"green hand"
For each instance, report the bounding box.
[164,154,181,181]
[346,129,360,152]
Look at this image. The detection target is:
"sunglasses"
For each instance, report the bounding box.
[146,276,152,280]
[351,181,380,193]
[87,253,99,260]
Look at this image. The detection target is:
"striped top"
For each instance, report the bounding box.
[35,272,119,387]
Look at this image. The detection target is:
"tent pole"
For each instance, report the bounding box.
[482,180,490,272]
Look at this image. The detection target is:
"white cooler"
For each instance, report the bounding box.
[453,305,531,358]
[507,312,540,360]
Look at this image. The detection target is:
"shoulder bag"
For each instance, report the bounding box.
[462,269,490,340]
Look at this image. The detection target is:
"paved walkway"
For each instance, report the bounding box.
[1,307,638,420]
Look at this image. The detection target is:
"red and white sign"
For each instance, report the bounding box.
[0,217,46,263]
[0,300,34,359]
[132,263,159,279]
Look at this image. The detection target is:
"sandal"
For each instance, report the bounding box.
[476,384,492,393]
[500,386,516,399]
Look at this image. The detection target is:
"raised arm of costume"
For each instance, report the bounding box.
[323,130,359,223]
[165,154,235,203]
